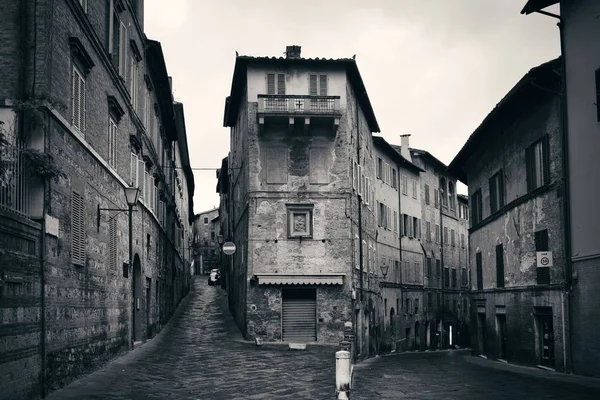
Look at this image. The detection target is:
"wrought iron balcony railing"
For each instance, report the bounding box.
[257,95,341,115]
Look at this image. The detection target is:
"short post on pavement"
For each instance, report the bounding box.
[335,350,351,399]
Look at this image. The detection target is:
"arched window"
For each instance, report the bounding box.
[448,181,456,209]
[440,177,447,207]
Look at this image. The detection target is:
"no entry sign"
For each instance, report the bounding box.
[222,242,236,255]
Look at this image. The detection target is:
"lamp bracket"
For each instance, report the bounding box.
[97,204,137,232]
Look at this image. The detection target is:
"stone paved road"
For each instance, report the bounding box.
[351,349,600,400]
[46,277,338,400]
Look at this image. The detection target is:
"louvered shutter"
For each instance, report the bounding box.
[72,67,80,129]
[526,144,535,192]
[138,159,145,199]
[542,135,550,185]
[489,175,497,213]
[309,75,318,96]
[119,22,128,77]
[80,73,86,133]
[319,75,327,95]
[267,74,275,94]
[277,73,285,95]
[71,191,85,266]
[130,153,138,186]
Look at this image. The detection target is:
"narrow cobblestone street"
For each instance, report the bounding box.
[45,277,337,400]
[351,349,600,400]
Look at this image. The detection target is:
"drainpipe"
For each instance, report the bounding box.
[439,180,444,349]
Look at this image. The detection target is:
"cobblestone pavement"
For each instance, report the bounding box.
[45,277,338,400]
[351,349,600,400]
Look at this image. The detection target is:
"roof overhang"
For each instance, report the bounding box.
[373,137,424,173]
[521,0,559,15]
[256,274,345,286]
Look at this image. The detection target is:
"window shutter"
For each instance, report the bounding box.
[535,229,549,251]
[119,22,128,77]
[277,73,285,95]
[130,153,138,186]
[526,144,534,192]
[476,252,483,290]
[496,244,504,288]
[542,135,550,185]
[72,67,80,128]
[498,172,504,208]
[319,75,327,96]
[79,73,86,133]
[138,159,145,199]
[71,191,85,266]
[400,214,405,236]
[309,75,318,96]
[267,73,275,94]
[489,175,497,213]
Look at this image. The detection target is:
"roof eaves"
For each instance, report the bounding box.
[521,0,559,15]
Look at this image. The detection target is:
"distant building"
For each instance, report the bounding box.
[449,57,567,370]
[221,45,380,356]
[192,208,220,275]
[521,0,600,378]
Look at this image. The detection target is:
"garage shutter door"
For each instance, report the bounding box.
[282,289,317,342]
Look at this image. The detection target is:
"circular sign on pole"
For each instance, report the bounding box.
[222,242,236,255]
[540,257,549,266]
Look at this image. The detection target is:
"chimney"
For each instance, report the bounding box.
[400,134,412,161]
[285,45,302,59]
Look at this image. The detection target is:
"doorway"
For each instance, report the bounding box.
[496,314,507,360]
[538,314,555,368]
[133,255,143,342]
[282,288,317,342]
[415,321,421,350]
[146,277,152,338]
[477,313,487,355]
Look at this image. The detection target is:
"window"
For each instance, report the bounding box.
[489,170,504,214]
[461,267,468,286]
[71,191,85,266]
[436,259,441,277]
[414,298,419,314]
[427,257,432,276]
[287,204,313,238]
[461,233,465,248]
[401,174,408,195]
[412,179,417,199]
[444,267,450,287]
[108,0,127,76]
[448,181,456,209]
[377,158,383,179]
[72,64,86,134]
[440,178,447,207]
[130,152,139,187]
[144,87,151,128]
[424,184,430,205]
[526,136,550,192]
[451,268,457,288]
[393,210,398,233]
[435,224,440,243]
[535,229,550,284]
[476,252,483,290]
[413,217,420,239]
[309,74,327,96]
[451,229,455,246]
[443,227,448,244]
[426,221,431,242]
[108,117,118,168]
[130,56,138,107]
[204,217,208,224]
[428,292,433,308]
[434,188,439,208]
[267,73,286,95]
[471,189,483,225]
[496,244,504,288]
[392,168,397,189]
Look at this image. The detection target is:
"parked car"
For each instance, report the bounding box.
[208,269,221,286]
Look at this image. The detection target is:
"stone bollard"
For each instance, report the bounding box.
[335,350,351,399]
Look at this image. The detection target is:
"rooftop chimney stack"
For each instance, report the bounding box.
[285,45,302,59]
[400,134,412,161]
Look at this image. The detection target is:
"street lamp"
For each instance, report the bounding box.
[217,234,224,246]
[380,264,389,280]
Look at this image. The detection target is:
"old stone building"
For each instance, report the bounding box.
[0,1,194,398]
[221,45,380,357]
[192,208,220,275]
[449,58,567,370]
[395,143,470,351]
[521,0,600,378]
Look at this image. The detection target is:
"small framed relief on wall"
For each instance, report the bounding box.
[287,204,313,238]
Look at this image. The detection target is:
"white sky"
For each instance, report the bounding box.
[144,0,560,214]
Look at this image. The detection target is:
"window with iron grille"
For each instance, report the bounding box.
[526,136,550,192]
[489,170,504,214]
[71,191,86,266]
[72,64,86,134]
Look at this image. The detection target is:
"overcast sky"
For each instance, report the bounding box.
[144,0,560,214]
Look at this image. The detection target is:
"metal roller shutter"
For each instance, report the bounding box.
[282,289,317,342]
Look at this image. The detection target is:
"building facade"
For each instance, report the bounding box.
[192,208,220,275]
[521,0,600,378]
[449,58,568,370]
[221,45,380,356]
[0,1,194,398]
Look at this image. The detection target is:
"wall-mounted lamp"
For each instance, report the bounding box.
[380,264,389,279]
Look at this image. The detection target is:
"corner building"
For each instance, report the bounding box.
[222,45,380,351]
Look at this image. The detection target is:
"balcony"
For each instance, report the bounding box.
[257,94,341,133]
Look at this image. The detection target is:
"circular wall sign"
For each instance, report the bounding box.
[222,242,236,255]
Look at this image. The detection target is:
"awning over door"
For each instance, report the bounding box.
[256,274,344,286]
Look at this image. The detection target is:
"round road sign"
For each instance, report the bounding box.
[222,242,236,255]
[540,257,549,266]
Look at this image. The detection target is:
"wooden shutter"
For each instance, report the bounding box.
[119,21,128,77]
[489,175,497,213]
[130,152,138,186]
[309,75,318,96]
[138,159,145,199]
[319,75,327,96]
[267,73,275,94]
[72,67,80,129]
[496,244,504,288]
[277,73,285,95]
[542,135,550,185]
[535,229,549,251]
[109,217,117,273]
[476,252,483,290]
[526,144,535,192]
[71,191,85,266]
